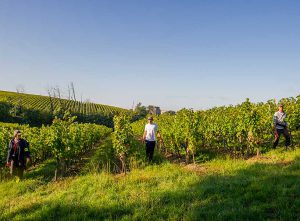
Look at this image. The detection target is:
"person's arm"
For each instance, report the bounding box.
[157,131,162,139]
[274,113,288,128]
[24,140,31,167]
[155,124,162,141]
[284,113,288,128]
[273,114,277,131]
[142,125,147,142]
[24,140,30,158]
[6,141,13,166]
[142,130,147,141]
[157,131,164,145]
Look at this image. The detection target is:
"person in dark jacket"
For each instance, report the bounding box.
[6,130,31,179]
[273,104,291,149]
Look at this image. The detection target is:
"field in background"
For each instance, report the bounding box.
[0,90,127,116]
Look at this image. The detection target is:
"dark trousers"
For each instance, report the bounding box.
[10,161,24,179]
[273,128,291,148]
[145,141,156,161]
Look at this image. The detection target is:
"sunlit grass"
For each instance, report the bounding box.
[0,148,299,220]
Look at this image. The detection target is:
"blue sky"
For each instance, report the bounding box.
[1,0,300,110]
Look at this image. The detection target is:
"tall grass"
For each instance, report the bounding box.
[0,148,299,220]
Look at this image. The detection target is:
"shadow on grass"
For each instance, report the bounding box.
[6,158,300,220]
[22,138,165,184]
[186,156,300,221]
[3,201,134,221]
[24,160,56,183]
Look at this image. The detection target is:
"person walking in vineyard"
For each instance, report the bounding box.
[6,130,31,181]
[142,116,161,162]
[273,104,291,149]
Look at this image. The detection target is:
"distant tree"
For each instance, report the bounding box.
[162,110,176,115]
[47,87,55,114]
[155,106,161,115]
[16,85,25,93]
[135,102,147,116]
[70,82,76,101]
[147,105,161,115]
[131,102,147,121]
[54,86,64,111]
[68,84,71,100]
[147,105,156,115]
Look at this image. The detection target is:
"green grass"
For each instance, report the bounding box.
[84,137,165,174]
[0,148,300,221]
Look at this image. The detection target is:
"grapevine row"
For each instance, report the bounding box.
[0,90,127,117]
[132,97,300,161]
[0,116,112,168]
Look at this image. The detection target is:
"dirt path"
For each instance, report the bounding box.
[66,140,105,176]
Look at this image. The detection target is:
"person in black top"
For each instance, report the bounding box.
[6,130,31,179]
[273,104,290,149]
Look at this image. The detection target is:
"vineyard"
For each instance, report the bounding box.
[1,96,300,172]
[0,95,300,220]
[0,90,127,116]
[131,97,300,162]
[0,90,128,127]
[0,114,112,180]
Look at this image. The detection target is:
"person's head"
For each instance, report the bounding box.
[148,116,154,123]
[278,104,284,112]
[14,130,22,140]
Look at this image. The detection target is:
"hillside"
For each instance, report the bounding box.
[0,90,128,116]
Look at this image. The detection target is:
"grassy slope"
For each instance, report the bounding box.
[0,90,127,114]
[0,147,299,221]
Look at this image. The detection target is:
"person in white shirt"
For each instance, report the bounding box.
[273,104,290,149]
[142,116,161,162]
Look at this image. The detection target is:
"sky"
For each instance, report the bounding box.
[1,0,300,111]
